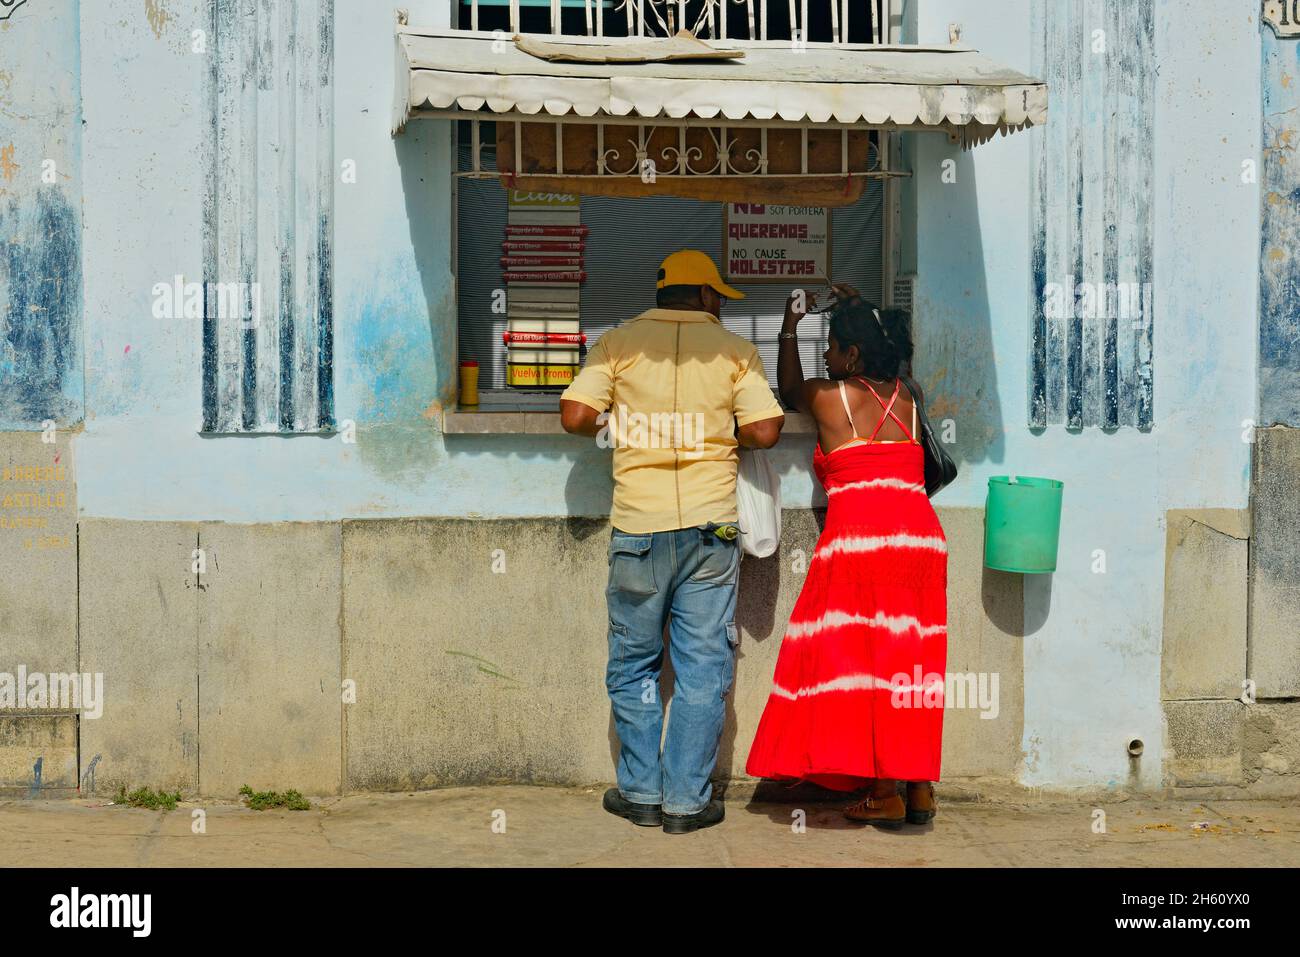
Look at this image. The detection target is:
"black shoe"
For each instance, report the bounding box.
[662,800,725,834]
[602,788,662,826]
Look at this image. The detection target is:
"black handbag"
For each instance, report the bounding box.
[901,374,957,497]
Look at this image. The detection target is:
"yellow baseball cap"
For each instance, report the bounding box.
[656,249,745,300]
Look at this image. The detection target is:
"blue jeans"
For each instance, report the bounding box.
[605,524,740,815]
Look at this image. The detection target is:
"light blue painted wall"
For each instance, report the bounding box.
[74,0,636,522]
[63,0,1262,786]
[72,0,815,523]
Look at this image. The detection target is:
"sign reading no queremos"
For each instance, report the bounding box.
[724,204,831,283]
[1264,0,1300,36]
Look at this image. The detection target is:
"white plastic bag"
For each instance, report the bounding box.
[736,447,782,558]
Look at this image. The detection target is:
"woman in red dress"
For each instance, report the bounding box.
[746,283,947,828]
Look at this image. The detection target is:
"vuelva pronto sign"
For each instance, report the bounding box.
[724,203,830,282]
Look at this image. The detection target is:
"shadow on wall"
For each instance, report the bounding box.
[1020,570,1052,637]
[397,120,456,411]
[564,442,615,540]
[986,563,1050,637]
[335,126,462,484]
[912,147,1005,470]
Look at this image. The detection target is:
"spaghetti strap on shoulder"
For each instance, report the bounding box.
[836,380,858,437]
[906,380,917,443]
[857,376,916,444]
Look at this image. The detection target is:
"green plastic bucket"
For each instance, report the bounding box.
[984,475,1064,573]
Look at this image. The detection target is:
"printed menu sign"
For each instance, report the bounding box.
[503,190,584,389]
[724,203,831,282]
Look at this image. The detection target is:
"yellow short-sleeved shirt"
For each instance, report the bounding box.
[562,308,785,534]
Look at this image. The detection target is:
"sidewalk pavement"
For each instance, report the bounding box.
[3,785,1298,867]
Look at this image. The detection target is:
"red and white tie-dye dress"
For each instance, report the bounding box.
[746,378,948,788]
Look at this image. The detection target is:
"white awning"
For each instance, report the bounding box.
[394,29,1048,143]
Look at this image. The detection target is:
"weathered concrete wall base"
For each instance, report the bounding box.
[1241,702,1300,796]
[914,508,1024,778]
[1162,509,1248,700]
[5,510,1022,797]
[67,520,340,799]
[1164,700,1246,788]
[11,503,1297,797]
[1250,427,1300,698]
[1156,505,1300,798]
[1162,700,1300,798]
[196,523,342,798]
[343,508,1023,793]
[79,520,199,798]
[0,431,79,793]
[0,714,78,794]
[342,516,613,791]
[0,431,78,672]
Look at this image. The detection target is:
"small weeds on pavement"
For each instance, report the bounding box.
[239,784,311,811]
[116,786,182,811]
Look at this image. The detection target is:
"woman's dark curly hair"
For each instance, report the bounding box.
[828,295,914,380]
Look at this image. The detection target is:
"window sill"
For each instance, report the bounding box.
[442,409,816,435]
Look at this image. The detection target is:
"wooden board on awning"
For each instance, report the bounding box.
[514,29,745,63]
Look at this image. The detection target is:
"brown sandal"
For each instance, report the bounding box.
[843,792,906,829]
[905,782,937,825]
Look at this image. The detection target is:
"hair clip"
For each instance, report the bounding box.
[872,307,891,340]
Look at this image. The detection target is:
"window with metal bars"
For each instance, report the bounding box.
[454,0,889,45]
[454,125,886,402]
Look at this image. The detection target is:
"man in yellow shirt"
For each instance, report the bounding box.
[561,249,784,833]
